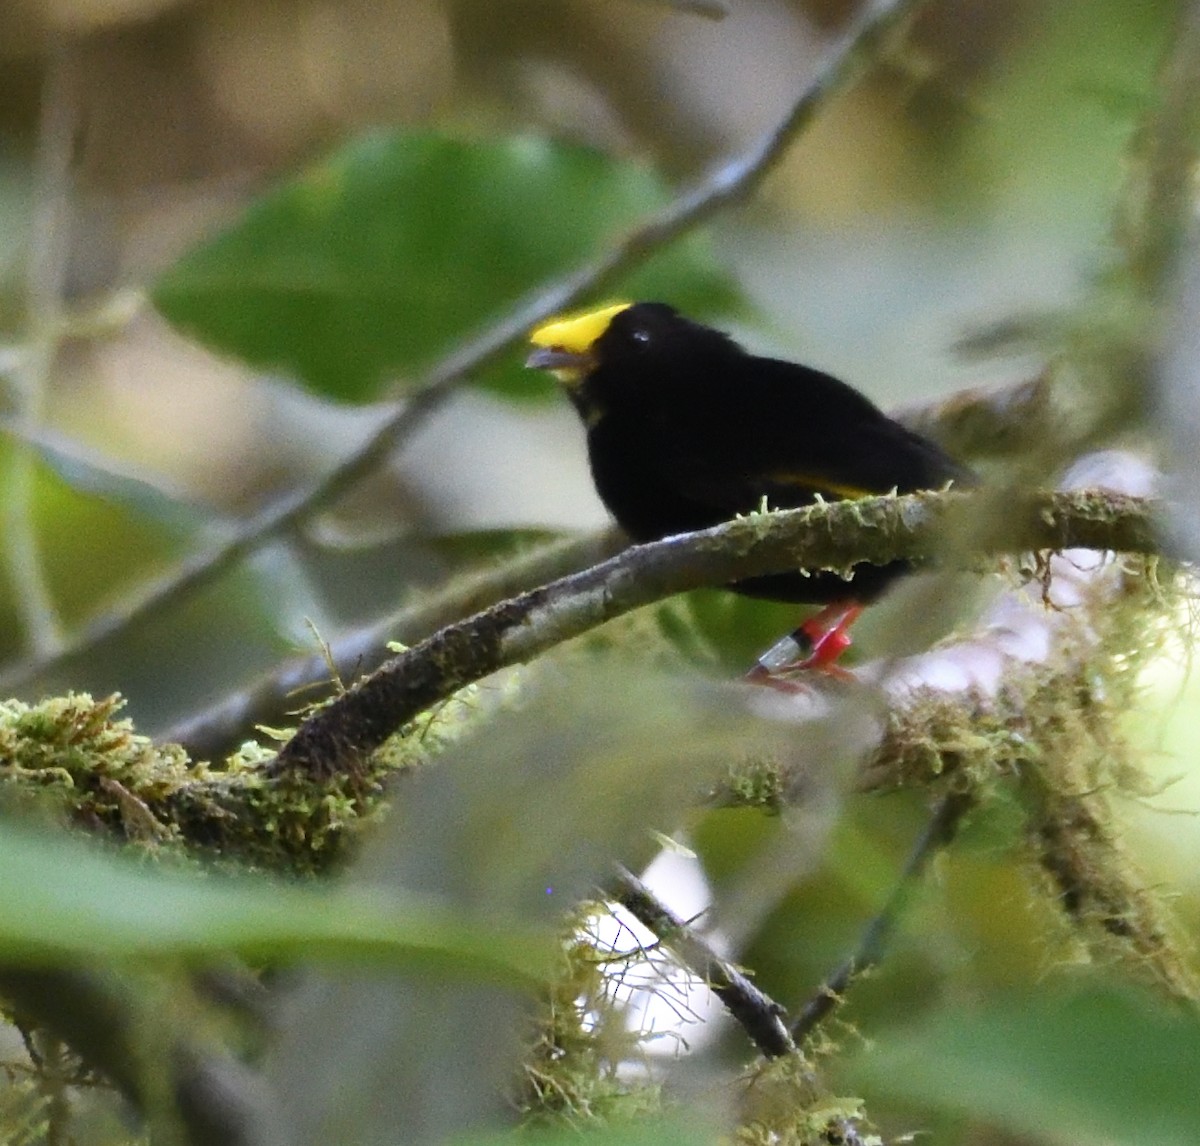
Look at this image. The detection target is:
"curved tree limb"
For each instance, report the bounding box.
[611,864,796,1059]
[268,487,1159,780]
[162,529,625,758]
[169,368,1051,761]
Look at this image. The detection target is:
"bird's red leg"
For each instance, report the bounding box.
[745,601,864,687]
[795,601,863,672]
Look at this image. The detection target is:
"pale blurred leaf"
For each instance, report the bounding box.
[850,986,1200,1146]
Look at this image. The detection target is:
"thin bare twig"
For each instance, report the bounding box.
[268,487,1158,780]
[6,48,78,656]
[612,865,796,1058]
[790,791,975,1044]
[0,0,927,694]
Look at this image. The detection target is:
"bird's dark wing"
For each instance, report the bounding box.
[657,355,971,515]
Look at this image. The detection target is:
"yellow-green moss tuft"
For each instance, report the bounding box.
[737,1053,880,1146]
[518,912,663,1128]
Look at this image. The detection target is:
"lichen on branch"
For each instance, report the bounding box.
[269,487,1160,781]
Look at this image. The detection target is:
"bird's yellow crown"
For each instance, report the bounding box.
[529,302,632,354]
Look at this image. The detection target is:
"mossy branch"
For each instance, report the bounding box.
[164,528,626,760]
[1020,749,1198,1001]
[169,371,1053,762]
[269,487,1159,780]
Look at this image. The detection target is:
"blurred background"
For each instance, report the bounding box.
[2,3,1197,1141]
[0,0,1174,717]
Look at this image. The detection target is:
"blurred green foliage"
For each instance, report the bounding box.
[153,130,741,402]
[850,984,1200,1146]
[0,815,551,983]
[0,1,1197,1143]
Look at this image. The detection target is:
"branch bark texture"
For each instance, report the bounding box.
[612,865,796,1058]
[173,372,1051,761]
[270,488,1159,780]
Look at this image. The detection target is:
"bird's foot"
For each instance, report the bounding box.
[743,661,813,693]
[745,602,864,687]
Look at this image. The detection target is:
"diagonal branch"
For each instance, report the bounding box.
[6,47,79,657]
[790,791,975,1044]
[0,0,929,695]
[163,529,625,757]
[268,487,1159,780]
[167,369,1052,759]
[166,367,1047,761]
[612,864,796,1058]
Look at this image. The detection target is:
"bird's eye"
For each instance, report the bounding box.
[631,329,651,346]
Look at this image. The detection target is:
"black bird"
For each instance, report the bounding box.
[526,301,972,673]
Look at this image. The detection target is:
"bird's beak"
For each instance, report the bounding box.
[525,301,632,385]
[524,346,592,373]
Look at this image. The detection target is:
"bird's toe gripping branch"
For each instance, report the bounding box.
[747,601,864,686]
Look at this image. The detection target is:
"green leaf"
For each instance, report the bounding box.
[21,446,184,629]
[0,821,551,986]
[4,418,217,532]
[425,527,566,563]
[849,986,1200,1146]
[153,129,741,402]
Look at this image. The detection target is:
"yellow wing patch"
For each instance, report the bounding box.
[529,302,633,354]
[765,473,877,500]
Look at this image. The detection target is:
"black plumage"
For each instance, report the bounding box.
[529,301,972,605]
